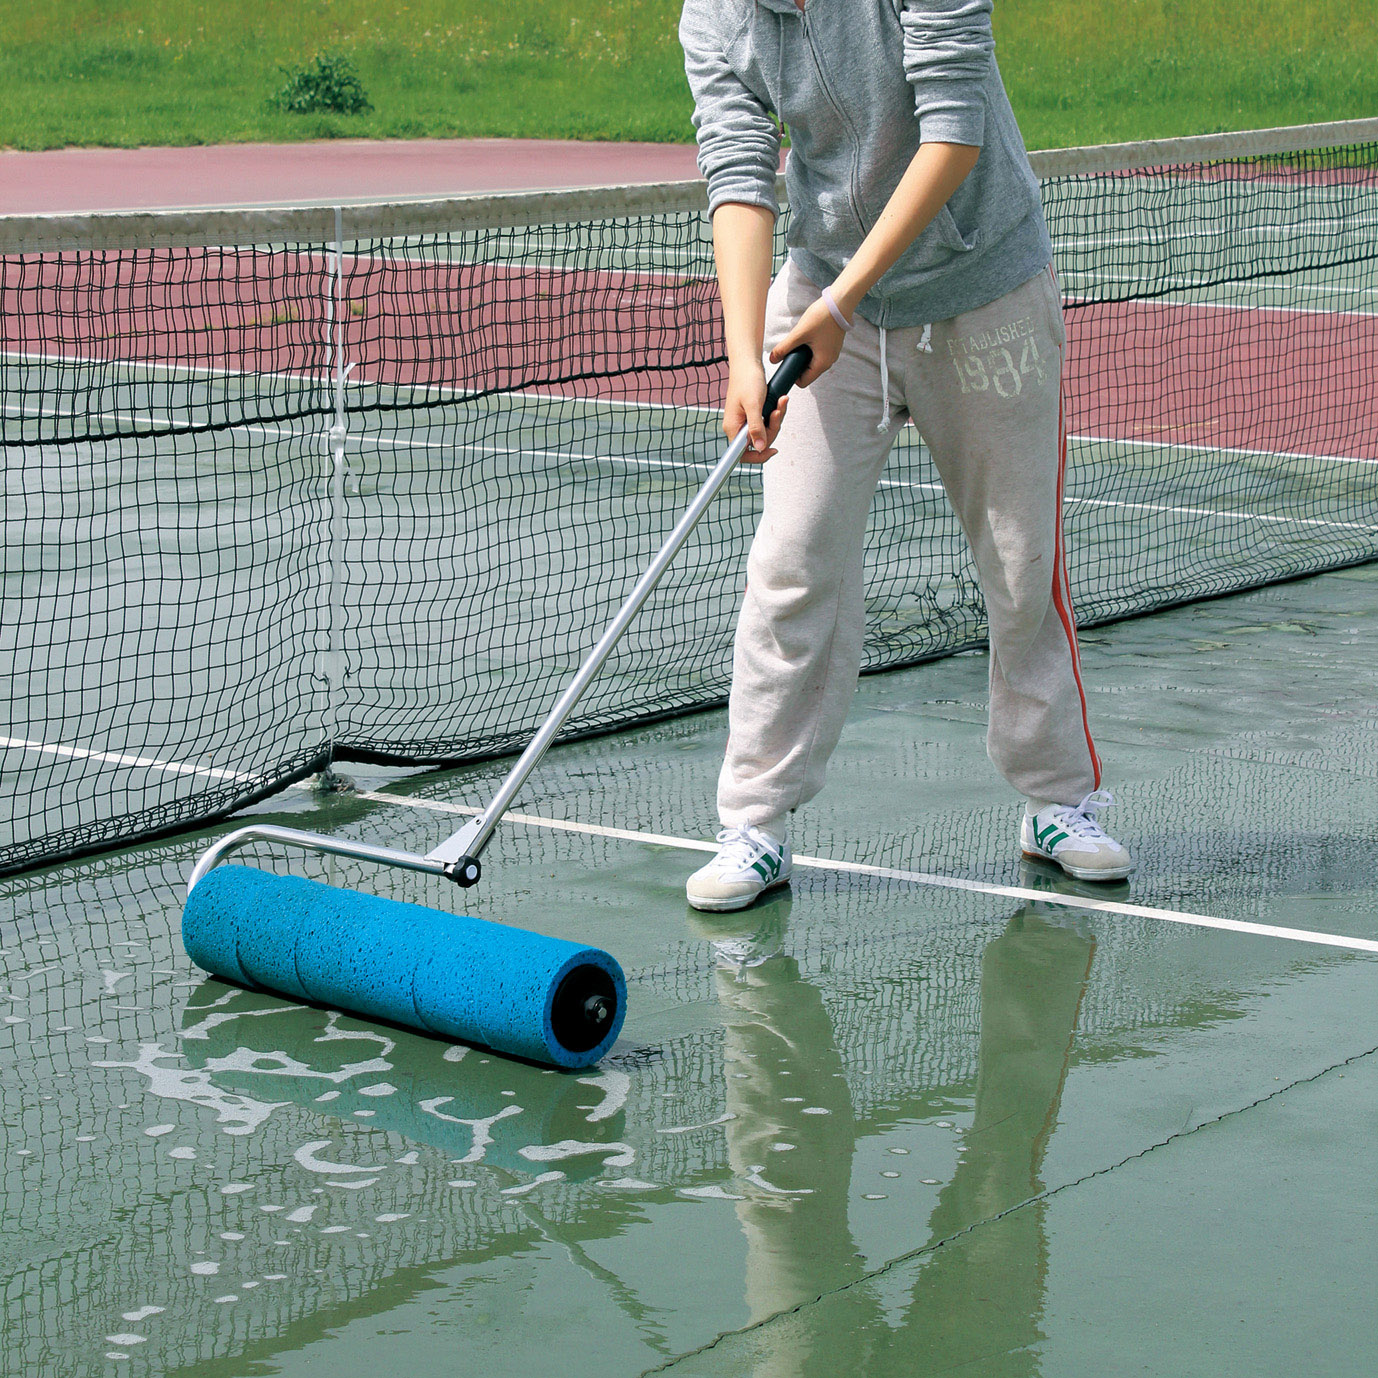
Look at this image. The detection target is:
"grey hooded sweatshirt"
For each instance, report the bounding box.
[679,0,1053,328]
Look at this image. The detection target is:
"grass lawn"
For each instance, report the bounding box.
[0,0,1374,152]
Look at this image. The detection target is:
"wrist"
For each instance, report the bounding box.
[828,278,864,319]
[727,345,767,372]
[820,286,854,332]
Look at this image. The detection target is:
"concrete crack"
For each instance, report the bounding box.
[638,1041,1378,1376]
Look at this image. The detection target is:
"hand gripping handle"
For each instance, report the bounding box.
[765,345,812,417]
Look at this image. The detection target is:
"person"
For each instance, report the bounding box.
[679,0,1134,911]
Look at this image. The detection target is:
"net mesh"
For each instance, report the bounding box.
[3,125,1376,875]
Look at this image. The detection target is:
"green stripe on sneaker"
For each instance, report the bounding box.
[749,852,781,883]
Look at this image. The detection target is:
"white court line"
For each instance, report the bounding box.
[1,400,730,481]
[1,346,331,391]
[876,469,1377,533]
[8,398,1374,532]
[0,347,720,417]
[22,390,1370,487]
[12,382,1377,472]
[1051,210,1378,254]
[1060,490,1374,533]
[354,790,1378,957]
[341,415,1378,478]
[1266,282,1378,300]
[4,399,337,450]
[1065,431,1378,469]
[1060,288,1378,321]
[0,735,256,783]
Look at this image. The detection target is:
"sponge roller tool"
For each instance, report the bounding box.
[182,864,626,1069]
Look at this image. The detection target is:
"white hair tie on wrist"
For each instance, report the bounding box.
[821,286,854,333]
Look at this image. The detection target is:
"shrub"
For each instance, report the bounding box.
[272,53,372,115]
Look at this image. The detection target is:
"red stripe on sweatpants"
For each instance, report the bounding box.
[1049,338,1102,789]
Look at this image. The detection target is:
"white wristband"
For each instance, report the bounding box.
[821,286,854,333]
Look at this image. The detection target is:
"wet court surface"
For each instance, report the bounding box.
[3,562,1377,1376]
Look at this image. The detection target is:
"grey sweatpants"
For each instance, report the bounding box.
[718,258,1102,839]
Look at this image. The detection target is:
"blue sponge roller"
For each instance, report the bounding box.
[182,864,626,1069]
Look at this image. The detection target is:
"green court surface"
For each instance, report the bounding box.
[7,381,1373,859]
[3,560,1376,1376]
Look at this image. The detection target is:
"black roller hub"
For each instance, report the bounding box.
[550,964,619,1055]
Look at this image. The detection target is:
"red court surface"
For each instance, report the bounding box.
[1065,298,1378,461]
[0,138,704,215]
[0,252,727,419]
[9,244,1375,464]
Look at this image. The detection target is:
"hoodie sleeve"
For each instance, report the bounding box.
[899,0,995,147]
[679,1,782,217]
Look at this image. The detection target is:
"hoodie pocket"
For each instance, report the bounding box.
[934,204,982,255]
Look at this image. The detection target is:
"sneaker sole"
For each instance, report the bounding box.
[1020,848,1135,883]
[686,873,791,913]
[1019,856,1131,898]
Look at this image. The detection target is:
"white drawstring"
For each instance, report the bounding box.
[876,325,890,431]
[876,323,932,431]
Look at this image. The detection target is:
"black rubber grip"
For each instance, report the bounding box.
[764,346,813,417]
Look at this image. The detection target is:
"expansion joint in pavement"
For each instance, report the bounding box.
[637,1040,1378,1377]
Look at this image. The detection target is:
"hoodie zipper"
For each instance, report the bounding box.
[797,7,871,241]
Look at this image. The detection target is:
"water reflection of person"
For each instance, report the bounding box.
[693,891,882,1375]
[691,878,1096,1376]
[882,895,1096,1375]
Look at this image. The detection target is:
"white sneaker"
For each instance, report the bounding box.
[686,826,792,912]
[1021,790,1135,882]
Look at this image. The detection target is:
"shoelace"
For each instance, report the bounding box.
[713,826,775,870]
[1051,789,1116,842]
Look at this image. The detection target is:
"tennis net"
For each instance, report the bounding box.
[2,120,1376,875]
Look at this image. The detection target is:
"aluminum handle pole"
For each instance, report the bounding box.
[187,349,806,898]
[425,426,754,870]
[425,345,812,882]
[188,823,446,893]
